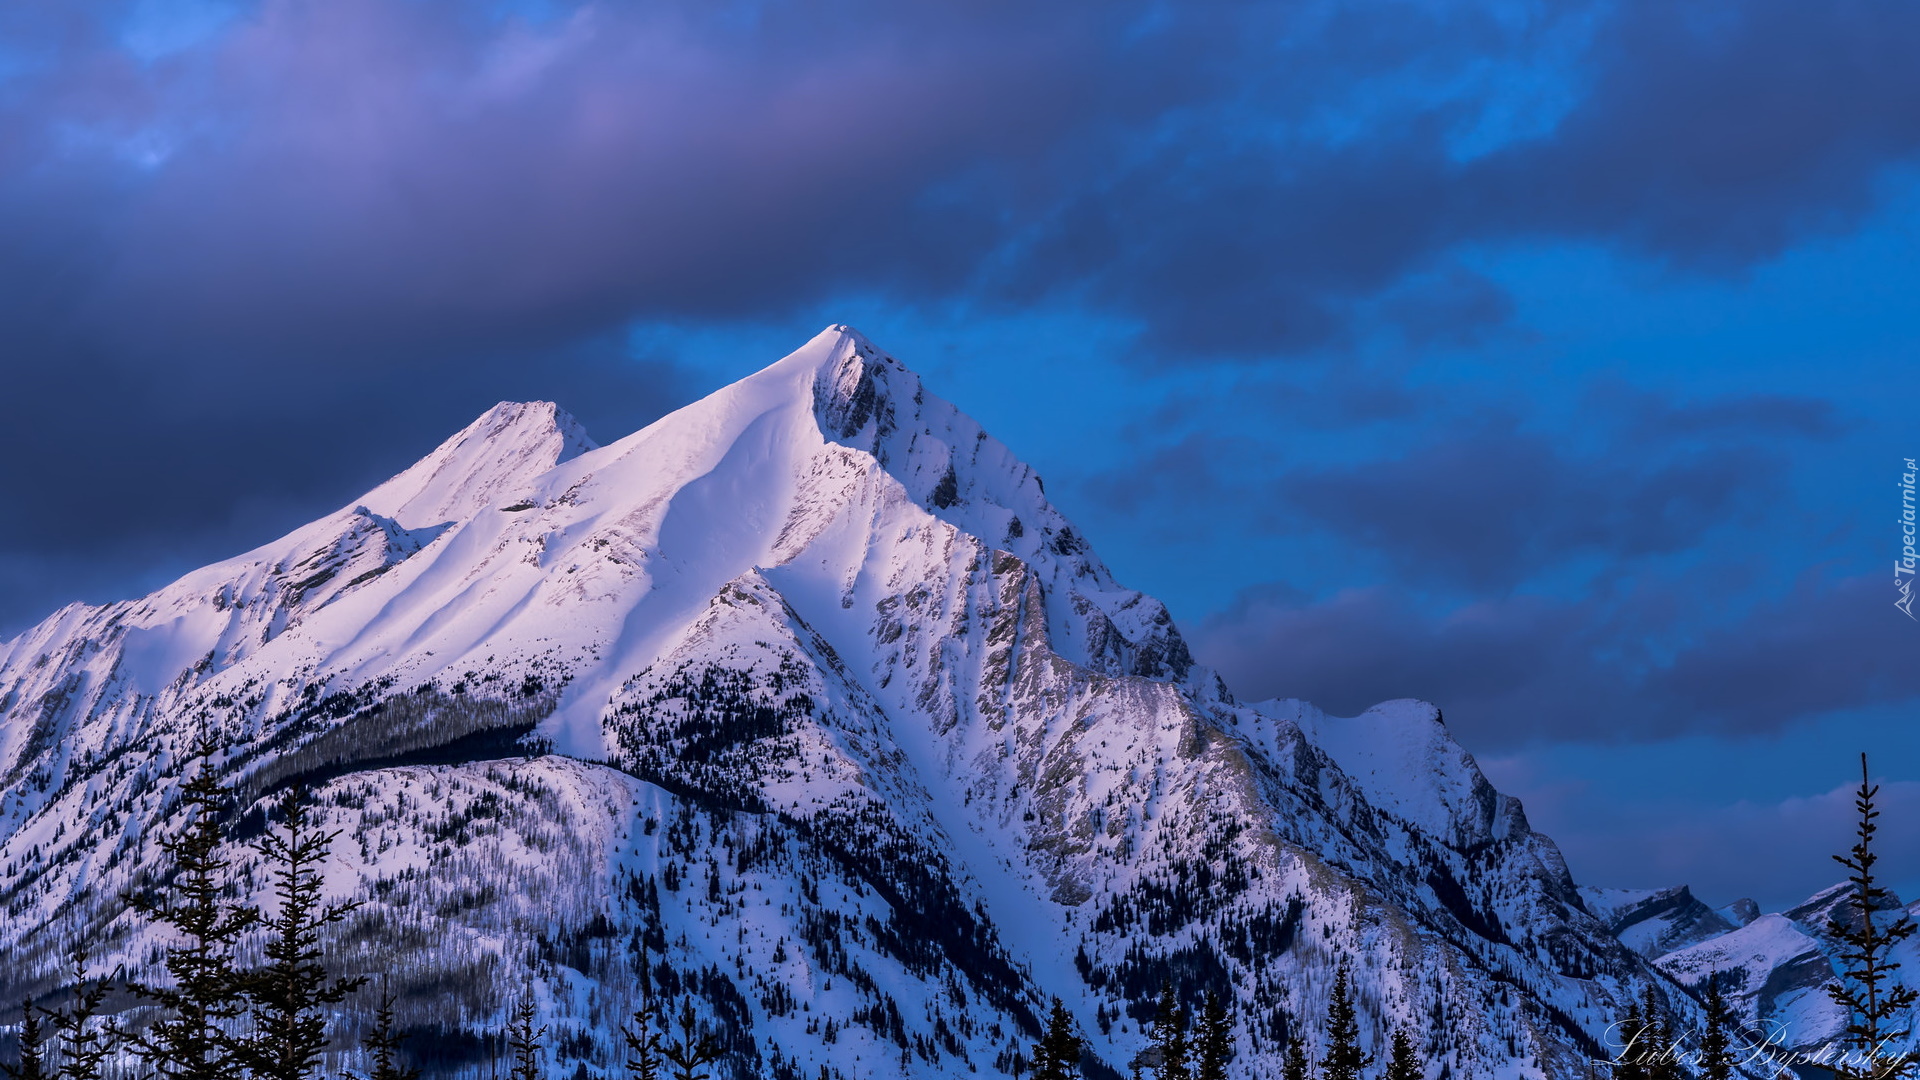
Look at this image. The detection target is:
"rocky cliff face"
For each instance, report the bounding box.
[3,327,1686,1080]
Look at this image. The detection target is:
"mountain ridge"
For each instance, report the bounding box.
[0,326,1797,1080]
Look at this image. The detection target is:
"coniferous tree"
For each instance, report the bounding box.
[125,737,259,1080]
[1638,987,1681,1080]
[657,1000,722,1080]
[1,1002,49,1080]
[351,982,420,1080]
[50,951,121,1080]
[1148,985,1192,1080]
[507,996,547,1080]
[1382,1028,1421,1080]
[1698,977,1735,1080]
[1609,997,1647,1080]
[242,787,368,1080]
[1827,754,1919,1080]
[1322,963,1372,1080]
[1283,1029,1313,1080]
[1032,998,1083,1080]
[1194,992,1231,1080]
[623,997,663,1080]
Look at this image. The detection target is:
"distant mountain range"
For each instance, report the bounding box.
[1582,881,1920,1064]
[1,327,1907,1079]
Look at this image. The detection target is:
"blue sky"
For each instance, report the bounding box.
[0,0,1914,912]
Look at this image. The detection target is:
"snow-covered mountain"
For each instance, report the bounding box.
[2,327,1701,1079]
[1642,881,1920,1063]
[1578,886,1736,960]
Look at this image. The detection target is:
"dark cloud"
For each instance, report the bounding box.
[8,0,1917,368]
[1592,382,1845,440]
[3,0,1917,631]
[0,328,692,635]
[1188,585,1620,728]
[1085,379,1843,591]
[1479,0,1920,268]
[1188,571,1920,750]
[1112,368,1889,750]
[0,0,1170,639]
[1003,0,1920,360]
[1279,420,1773,589]
[0,0,1179,360]
[1012,126,1463,357]
[1654,574,1920,729]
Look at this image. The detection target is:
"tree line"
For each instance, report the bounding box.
[1016,960,1424,1080]
[3,744,1915,1080]
[0,738,727,1080]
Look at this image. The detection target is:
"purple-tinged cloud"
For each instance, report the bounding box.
[4,0,1920,635]
[10,0,1920,368]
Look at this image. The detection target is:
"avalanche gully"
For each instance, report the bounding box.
[0,327,1885,1080]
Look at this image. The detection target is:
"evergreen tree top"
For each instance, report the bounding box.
[1383,1028,1422,1080]
[1825,754,1919,1080]
[1034,998,1084,1080]
[1323,962,1374,1080]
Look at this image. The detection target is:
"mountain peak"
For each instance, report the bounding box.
[1,326,1693,1080]
[361,399,596,527]
[1579,883,1736,957]
[793,324,1194,679]
[809,325,908,440]
[797,324,1054,525]
[1785,879,1906,942]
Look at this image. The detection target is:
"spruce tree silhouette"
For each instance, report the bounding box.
[1638,986,1681,1080]
[658,1000,722,1080]
[1282,1026,1312,1080]
[1322,963,1372,1080]
[1826,754,1918,1080]
[1032,998,1083,1080]
[1147,985,1192,1080]
[1383,1028,1421,1080]
[507,995,547,1080]
[125,736,259,1080]
[1608,996,1647,1080]
[1194,992,1231,1080]
[50,951,122,1080]
[351,981,421,1080]
[1,1002,48,1080]
[622,996,664,1080]
[1698,976,1735,1080]
[241,787,368,1080]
